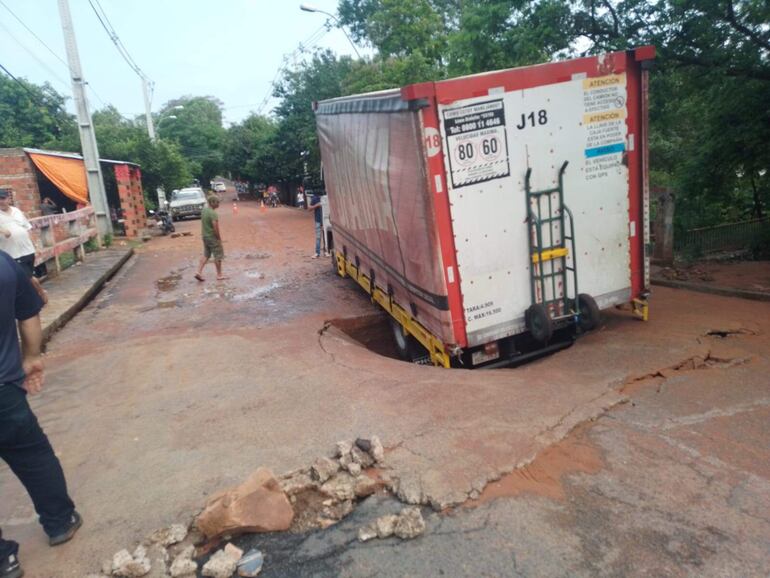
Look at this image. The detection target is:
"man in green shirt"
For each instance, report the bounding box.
[195,195,226,281]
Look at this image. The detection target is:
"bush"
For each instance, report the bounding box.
[59,251,76,270]
[103,233,113,248]
[84,238,99,253]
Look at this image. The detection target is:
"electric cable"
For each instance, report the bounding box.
[0,0,132,121]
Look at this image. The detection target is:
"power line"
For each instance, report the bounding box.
[0,61,69,117]
[0,0,68,68]
[0,19,70,90]
[86,0,150,83]
[0,1,133,121]
[254,22,332,115]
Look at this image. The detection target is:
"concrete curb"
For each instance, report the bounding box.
[651,277,770,302]
[42,248,134,343]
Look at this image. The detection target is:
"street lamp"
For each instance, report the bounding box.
[299,4,361,58]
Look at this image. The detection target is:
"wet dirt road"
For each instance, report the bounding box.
[1,194,769,576]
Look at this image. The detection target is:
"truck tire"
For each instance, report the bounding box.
[390,318,423,362]
[526,303,553,344]
[577,293,600,331]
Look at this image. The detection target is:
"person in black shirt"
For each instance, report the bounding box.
[0,251,81,578]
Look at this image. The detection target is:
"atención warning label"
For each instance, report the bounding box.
[442,99,510,189]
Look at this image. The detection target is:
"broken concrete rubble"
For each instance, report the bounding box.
[375,514,399,538]
[320,471,357,501]
[351,445,375,468]
[310,457,339,483]
[111,545,152,577]
[148,523,188,547]
[353,475,378,498]
[201,548,238,578]
[335,440,353,458]
[278,469,315,495]
[357,507,426,542]
[195,468,294,538]
[169,546,197,577]
[394,507,426,539]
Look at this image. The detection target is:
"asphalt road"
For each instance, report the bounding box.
[1,189,768,577]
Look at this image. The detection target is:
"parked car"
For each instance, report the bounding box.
[213,181,227,193]
[169,187,207,221]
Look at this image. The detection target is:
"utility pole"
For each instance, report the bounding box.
[143,77,156,141]
[58,0,112,236]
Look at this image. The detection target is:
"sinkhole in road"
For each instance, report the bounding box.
[326,312,406,362]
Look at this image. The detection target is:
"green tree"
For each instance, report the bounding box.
[224,114,278,184]
[156,96,226,187]
[0,74,77,149]
[272,51,356,181]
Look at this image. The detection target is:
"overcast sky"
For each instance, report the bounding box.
[0,0,362,125]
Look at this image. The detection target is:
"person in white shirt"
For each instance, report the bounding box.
[0,188,47,304]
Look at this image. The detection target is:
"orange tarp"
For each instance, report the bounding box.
[28,153,89,205]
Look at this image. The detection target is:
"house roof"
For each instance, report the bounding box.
[21,147,141,168]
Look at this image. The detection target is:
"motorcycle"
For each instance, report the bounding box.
[150,209,175,235]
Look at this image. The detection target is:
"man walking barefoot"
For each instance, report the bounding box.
[195,195,227,282]
[0,250,81,578]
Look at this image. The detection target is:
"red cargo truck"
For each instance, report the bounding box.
[315,47,654,368]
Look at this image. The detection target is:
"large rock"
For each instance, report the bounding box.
[196,468,294,538]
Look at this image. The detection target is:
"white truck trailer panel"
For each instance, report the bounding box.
[440,73,633,346]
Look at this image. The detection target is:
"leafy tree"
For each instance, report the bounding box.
[224,114,278,184]
[272,51,356,181]
[0,74,77,149]
[156,96,226,187]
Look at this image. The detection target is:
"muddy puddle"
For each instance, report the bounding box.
[156,272,182,291]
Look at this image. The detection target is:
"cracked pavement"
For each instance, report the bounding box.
[1,194,768,576]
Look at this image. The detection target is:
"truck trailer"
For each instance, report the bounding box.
[314,47,655,368]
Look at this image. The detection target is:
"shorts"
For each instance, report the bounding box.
[203,238,224,260]
[14,253,35,278]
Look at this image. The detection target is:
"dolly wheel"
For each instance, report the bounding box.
[526,303,553,344]
[577,293,600,331]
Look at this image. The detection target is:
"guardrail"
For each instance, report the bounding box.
[676,217,769,255]
[29,206,98,273]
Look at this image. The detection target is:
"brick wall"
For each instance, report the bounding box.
[0,148,42,218]
[114,163,146,238]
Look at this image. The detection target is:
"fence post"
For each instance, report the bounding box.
[653,189,675,265]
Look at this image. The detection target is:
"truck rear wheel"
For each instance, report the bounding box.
[526,303,553,344]
[390,319,425,362]
[577,293,600,331]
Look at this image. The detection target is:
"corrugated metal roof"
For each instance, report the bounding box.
[21,147,141,167]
